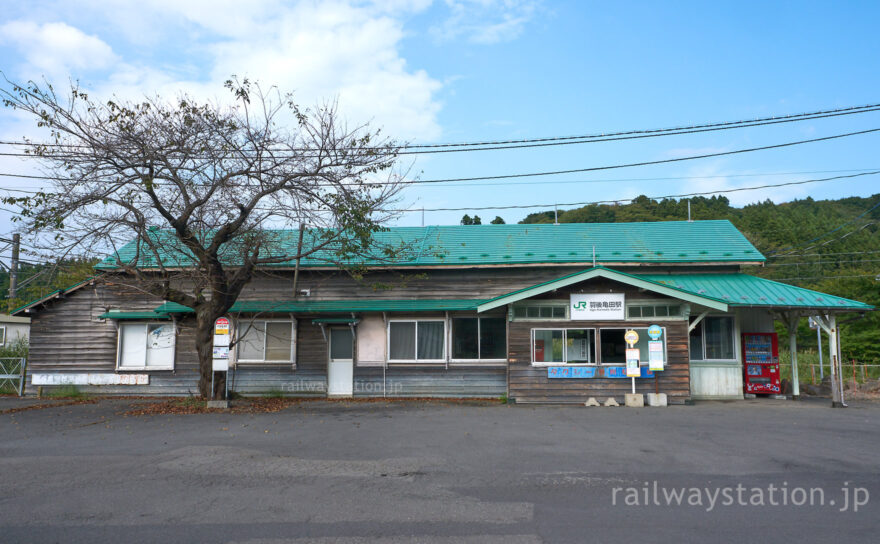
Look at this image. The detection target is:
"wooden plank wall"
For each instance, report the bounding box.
[23,266,711,398]
[237,265,738,301]
[353,367,506,398]
[508,319,691,404]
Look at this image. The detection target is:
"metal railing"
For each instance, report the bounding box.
[0,357,27,396]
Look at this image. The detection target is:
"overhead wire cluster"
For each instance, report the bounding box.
[0,101,879,282]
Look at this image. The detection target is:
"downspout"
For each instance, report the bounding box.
[292,224,305,297]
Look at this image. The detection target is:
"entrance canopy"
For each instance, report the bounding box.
[476,266,873,313]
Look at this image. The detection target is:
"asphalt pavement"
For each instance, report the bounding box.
[1,396,878,543]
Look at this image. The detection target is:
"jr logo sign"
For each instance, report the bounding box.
[570,293,626,320]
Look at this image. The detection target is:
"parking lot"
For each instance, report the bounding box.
[1,397,879,543]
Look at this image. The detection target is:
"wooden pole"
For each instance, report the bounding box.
[788,314,800,399]
[852,358,857,391]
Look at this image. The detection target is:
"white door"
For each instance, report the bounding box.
[327,327,354,396]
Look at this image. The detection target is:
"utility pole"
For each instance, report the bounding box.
[7,233,19,312]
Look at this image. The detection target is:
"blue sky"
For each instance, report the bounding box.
[1,0,879,230]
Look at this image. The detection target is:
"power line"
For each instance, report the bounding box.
[397,171,880,212]
[4,167,879,194]
[1,127,879,189]
[3,102,880,157]
[768,249,880,259]
[769,198,880,256]
[411,127,880,184]
[765,258,880,267]
[2,102,879,155]
[2,169,877,223]
[768,273,878,282]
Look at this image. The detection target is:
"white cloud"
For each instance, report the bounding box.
[0,20,118,81]
[430,0,540,44]
[1,2,448,141]
[677,162,812,207]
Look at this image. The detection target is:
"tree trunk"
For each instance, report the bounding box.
[195,309,217,399]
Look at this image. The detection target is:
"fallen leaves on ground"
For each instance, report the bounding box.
[118,396,502,416]
[0,398,99,415]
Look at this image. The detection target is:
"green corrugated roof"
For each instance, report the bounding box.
[96,220,764,270]
[636,273,874,310]
[100,311,171,320]
[153,299,487,314]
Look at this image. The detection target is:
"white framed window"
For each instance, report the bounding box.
[512,302,568,320]
[236,320,296,363]
[451,317,507,361]
[689,316,736,361]
[598,327,666,366]
[531,328,596,366]
[0,326,6,346]
[117,322,175,370]
[387,320,446,363]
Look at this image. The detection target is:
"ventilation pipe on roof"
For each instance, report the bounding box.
[687,200,692,222]
[554,204,559,225]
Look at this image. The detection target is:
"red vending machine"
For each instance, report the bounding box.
[742,333,781,395]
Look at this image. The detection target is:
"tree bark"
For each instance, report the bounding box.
[195,309,217,398]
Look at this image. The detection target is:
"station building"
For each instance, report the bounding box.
[14,221,873,403]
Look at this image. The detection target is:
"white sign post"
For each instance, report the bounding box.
[570,293,625,320]
[211,317,231,405]
[624,329,640,394]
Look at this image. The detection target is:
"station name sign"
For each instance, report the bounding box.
[570,293,625,320]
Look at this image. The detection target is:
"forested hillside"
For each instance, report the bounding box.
[520,194,880,361]
[0,258,98,313]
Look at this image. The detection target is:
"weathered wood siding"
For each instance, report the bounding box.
[353,367,506,398]
[508,319,691,404]
[23,266,713,397]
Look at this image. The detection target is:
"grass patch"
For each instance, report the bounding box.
[44,385,87,399]
[779,350,880,385]
[176,396,206,409]
[262,388,285,399]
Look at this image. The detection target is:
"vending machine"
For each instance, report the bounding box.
[742,333,781,395]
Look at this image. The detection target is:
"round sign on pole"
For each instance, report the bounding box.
[647,324,662,340]
[214,317,230,335]
[624,329,639,346]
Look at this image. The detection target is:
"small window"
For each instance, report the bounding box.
[0,326,6,346]
[388,320,446,362]
[689,316,735,361]
[117,322,175,370]
[237,320,295,362]
[532,328,596,365]
[627,303,683,319]
[513,303,567,320]
[452,317,507,360]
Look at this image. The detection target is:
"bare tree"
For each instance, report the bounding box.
[1,77,410,398]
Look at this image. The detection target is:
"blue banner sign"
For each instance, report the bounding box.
[603,366,654,379]
[548,366,597,379]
